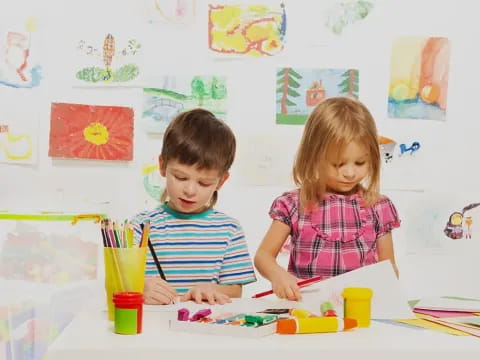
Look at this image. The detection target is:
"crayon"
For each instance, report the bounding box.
[276,317,357,334]
[251,275,323,299]
[289,308,317,318]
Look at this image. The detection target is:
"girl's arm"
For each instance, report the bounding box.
[254,220,301,300]
[377,232,399,278]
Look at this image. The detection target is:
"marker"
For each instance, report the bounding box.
[251,275,323,298]
[276,317,357,334]
[320,301,337,317]
[289,308,317,318]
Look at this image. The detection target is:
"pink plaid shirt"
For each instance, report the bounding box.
[269,189,400,279]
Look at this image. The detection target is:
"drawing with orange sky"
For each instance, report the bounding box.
[388,37,450,121]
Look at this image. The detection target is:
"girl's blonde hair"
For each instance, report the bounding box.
[159,108,236,207]
[293,97,380,209]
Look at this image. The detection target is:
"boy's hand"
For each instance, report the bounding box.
[271,270,302,301]
[180,283,232,305]
[143,277,178,305]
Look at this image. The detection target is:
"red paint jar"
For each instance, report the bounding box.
[112,292,144,334]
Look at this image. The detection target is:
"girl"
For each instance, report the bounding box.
[132,108,256,305]
[254,97,400,301]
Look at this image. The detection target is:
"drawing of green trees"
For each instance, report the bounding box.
[191,76,208,106]
[338,69,359,98]
[276,68,302,114]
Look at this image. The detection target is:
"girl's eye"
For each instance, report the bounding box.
[334,163,345,168]
[356,161,366,166]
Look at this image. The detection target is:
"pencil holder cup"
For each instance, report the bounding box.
[342,287,373,328]
[104,247,147,321]
[113,292,144,334]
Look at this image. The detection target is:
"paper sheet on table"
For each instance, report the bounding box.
[262,260,414,319]
[414,296,480,312]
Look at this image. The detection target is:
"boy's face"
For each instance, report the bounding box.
[325,141,369,195]
[159,158,229,214]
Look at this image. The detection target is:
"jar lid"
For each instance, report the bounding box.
[342,287,373,300]
[113,291,143,303]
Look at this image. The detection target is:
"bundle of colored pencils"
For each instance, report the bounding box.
[100,218,150,248]
[100,218,135,248]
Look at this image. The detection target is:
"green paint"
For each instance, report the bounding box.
[114,308,138,334]
[76,64,139,83]
[114,64,139,82]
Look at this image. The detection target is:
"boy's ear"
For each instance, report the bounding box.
[216,172,230,190]
[158,156,166,177]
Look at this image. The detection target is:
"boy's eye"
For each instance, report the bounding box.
[199,182,213,187]
[174,175,187,181]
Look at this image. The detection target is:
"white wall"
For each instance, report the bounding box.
[1,0,480,299]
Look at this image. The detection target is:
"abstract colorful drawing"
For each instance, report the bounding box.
[143,75,227,134]
[142,160,164,202]
[74,33,142,85]
[0,116,37,165]
[49,103,134,161]
[151,0,196,24]
[0,17,42,88]
[388,37,450,121]
[208,3,286,57]
[276,68,359,125]
[325,0,374,35]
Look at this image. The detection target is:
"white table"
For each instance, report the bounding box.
[47,299,480,360]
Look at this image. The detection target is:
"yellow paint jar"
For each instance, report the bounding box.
[342,287,373,328]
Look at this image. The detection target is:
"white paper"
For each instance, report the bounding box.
[261,261,415,319]
[414,297,480,312]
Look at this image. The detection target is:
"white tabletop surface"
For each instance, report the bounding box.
[46,298,480,360]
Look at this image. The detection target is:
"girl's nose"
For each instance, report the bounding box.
[341,165,356,179]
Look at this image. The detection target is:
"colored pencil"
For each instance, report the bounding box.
[251,275,324,299]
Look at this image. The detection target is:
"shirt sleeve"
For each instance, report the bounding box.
[269,191,297,227]
[218,220,257,286]
[373,196,401,239]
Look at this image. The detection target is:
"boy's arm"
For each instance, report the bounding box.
[377,232,399,278]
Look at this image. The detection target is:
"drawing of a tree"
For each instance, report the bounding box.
[210,77,227,100]
[191,76,208,106]
[338,69,359,97]
[276,68,302,114]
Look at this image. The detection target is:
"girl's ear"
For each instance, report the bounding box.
[216,172,230,190]
[159,156,166,177]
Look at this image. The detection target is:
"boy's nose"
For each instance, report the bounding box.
[183,182,197,197]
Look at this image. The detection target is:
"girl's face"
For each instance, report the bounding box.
[325,141,369,195]
[159,158,229,213]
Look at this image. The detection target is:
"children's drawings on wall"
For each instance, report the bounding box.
[379,135,424,191]
[388,37,450,121]
[0,220,98,283]
[405,193,480,255]
[49,103,134,161]
[235,131,299,186]
[142,75,227,134]
[444,203,480,240]
[0,17,41,88]
[148,0,197,24]
[74,33,142,86]
[208,3,286,57]
[325,0,374,35]
[141,160,164,205]
[0,101,39,165]
[276,68,359,125]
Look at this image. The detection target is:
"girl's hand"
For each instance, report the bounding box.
[143,277,178,305]
[180,283,232,305]
[271,269,302,301]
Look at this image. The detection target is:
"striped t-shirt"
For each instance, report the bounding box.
[131,204,257,294]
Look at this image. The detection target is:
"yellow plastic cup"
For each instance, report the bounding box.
[342,287,373,328]
[104,247,147,321]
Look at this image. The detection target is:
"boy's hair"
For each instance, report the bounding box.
[160,108,236,206]
[293,97,380,209]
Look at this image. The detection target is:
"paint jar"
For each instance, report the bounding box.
[113,292,144,335]
[104,247,147,321]
[342,287,373,328]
